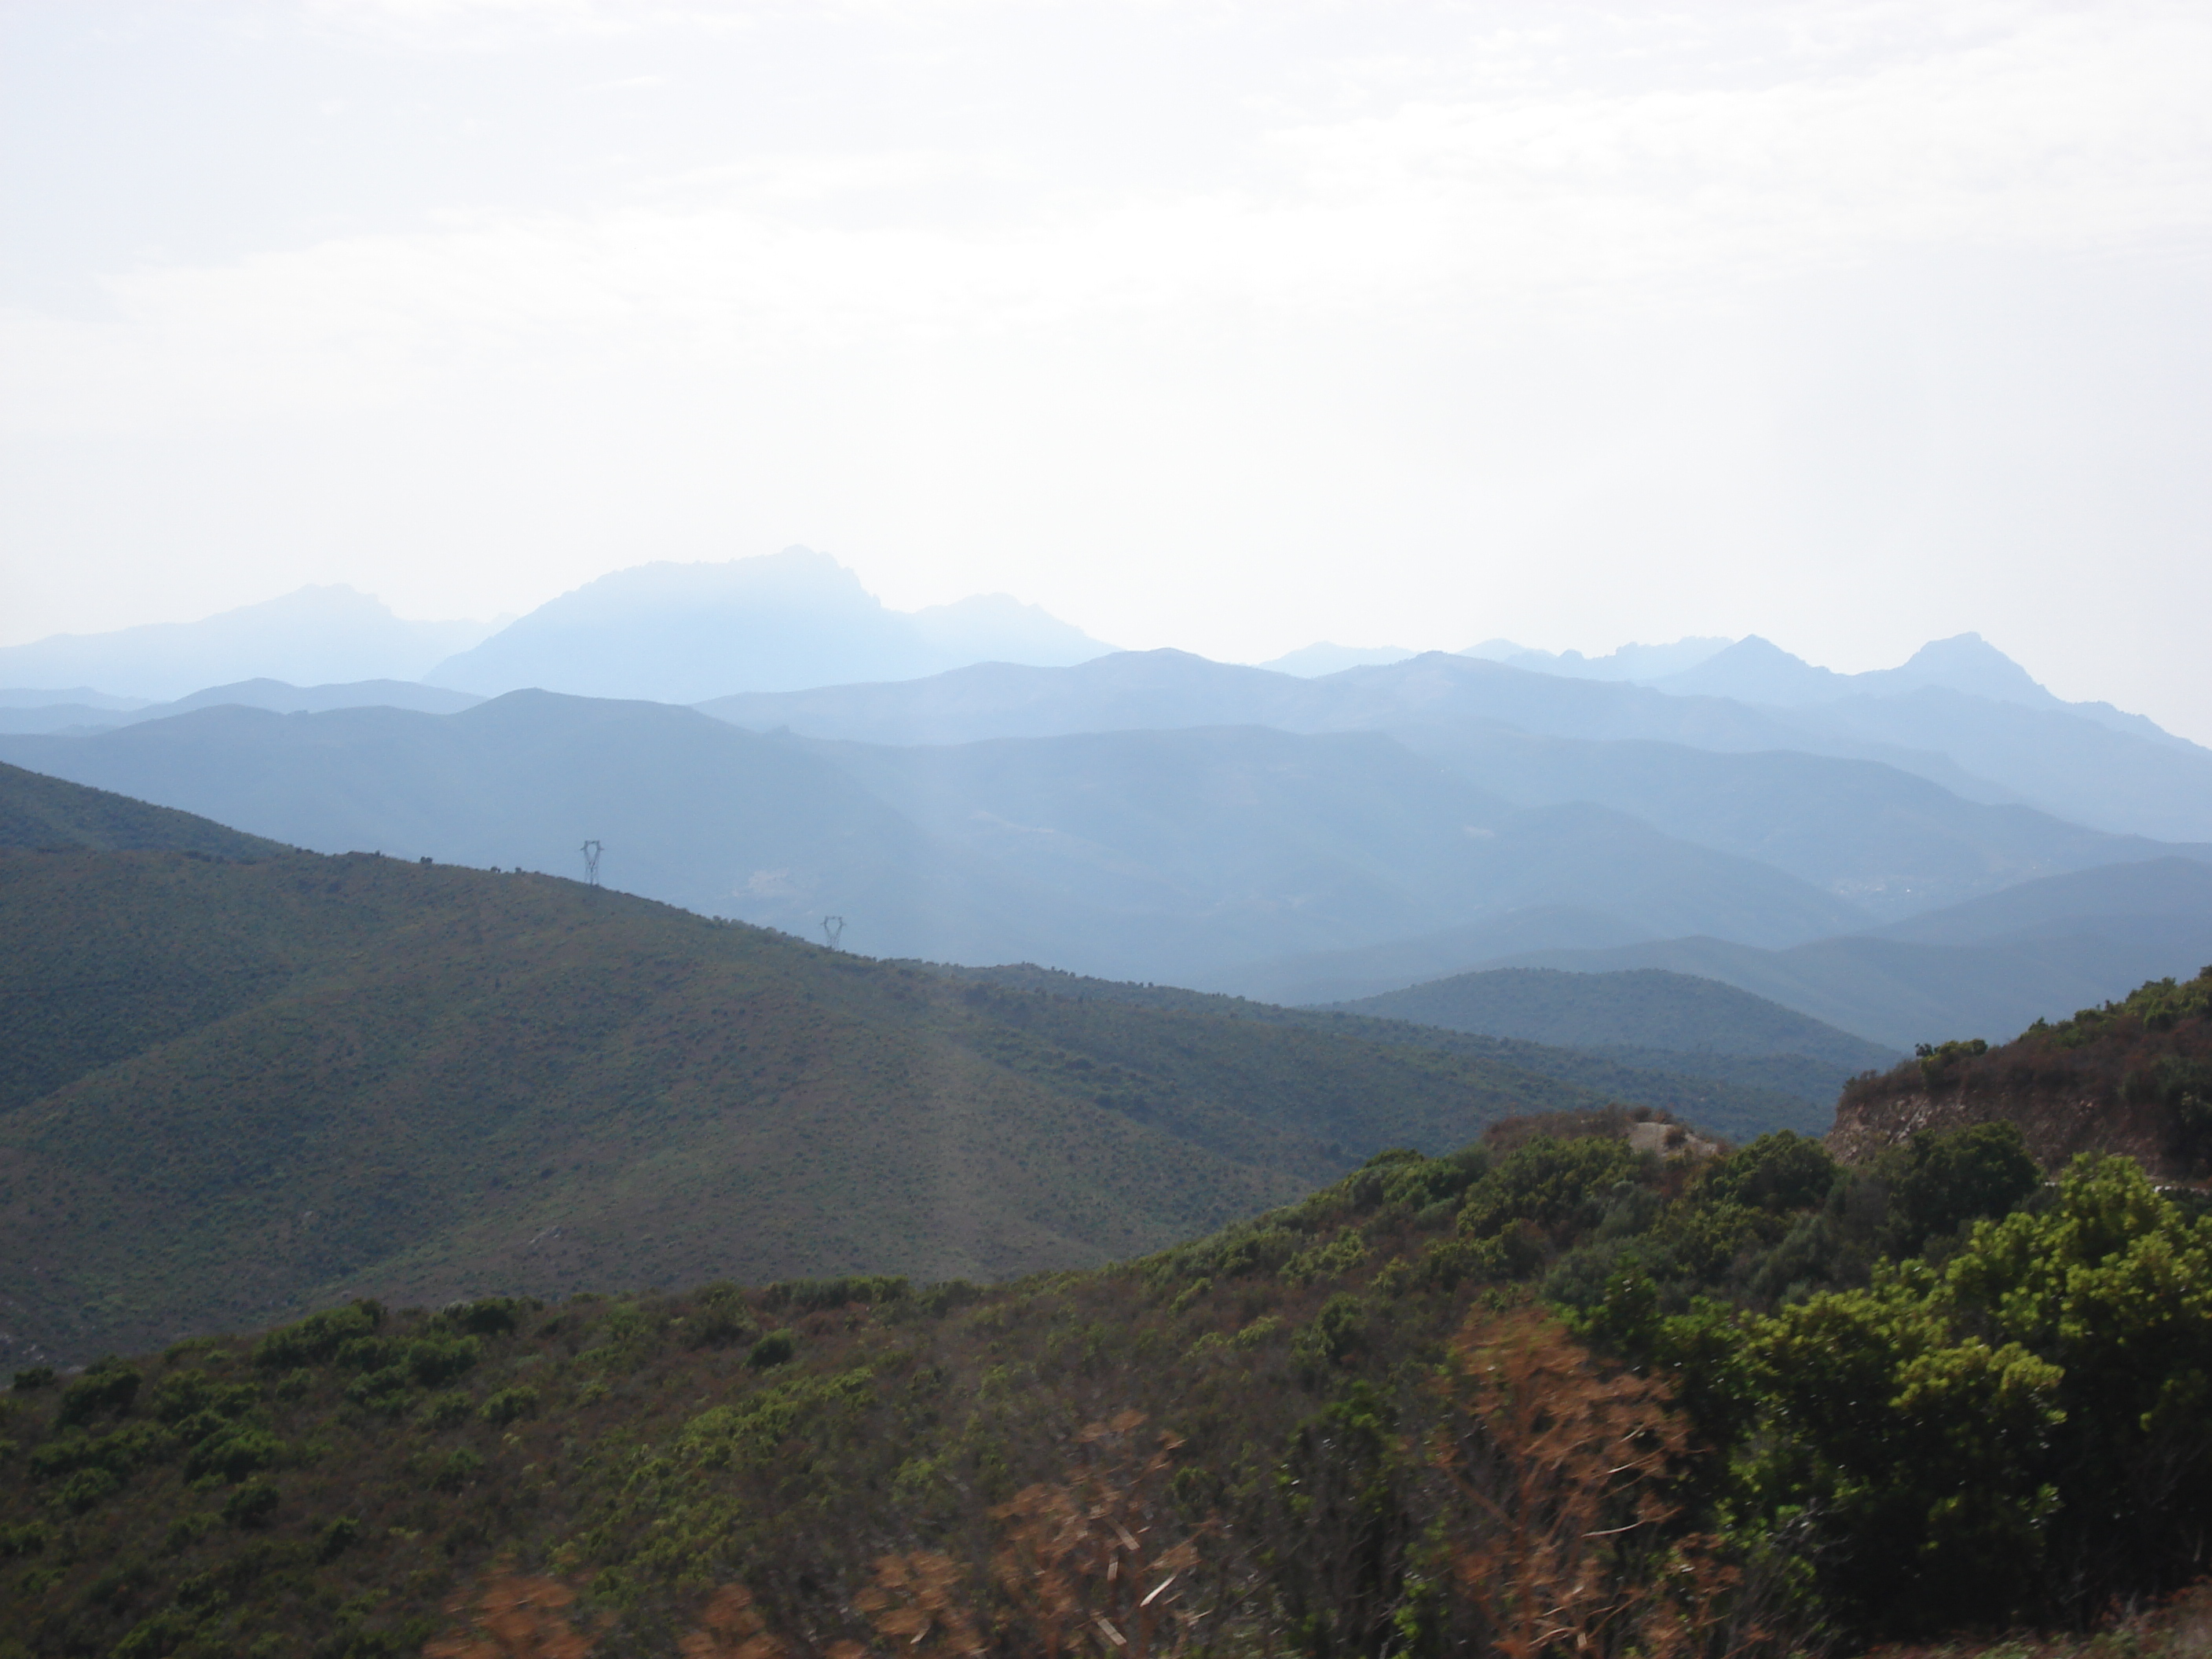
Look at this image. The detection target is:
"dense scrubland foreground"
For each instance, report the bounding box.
[7,958,2212,1659]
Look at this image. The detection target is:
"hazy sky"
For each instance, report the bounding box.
[5,3,2210,734]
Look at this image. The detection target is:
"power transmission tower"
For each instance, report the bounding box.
[821,915,845,950]
[580,840,603,887]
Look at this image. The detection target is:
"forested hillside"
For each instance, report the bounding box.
[0,760,285,861]
[1334,966,1889,1070]
[5,1110,2209,1657]
[936,962,1837,1137]
[0,839,1617,1365]
[1331,965,1897,1108]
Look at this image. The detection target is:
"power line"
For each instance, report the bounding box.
[821,915,845,950]
[580,840,602,887]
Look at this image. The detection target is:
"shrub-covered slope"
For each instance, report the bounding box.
[1329,964,1899,1108]
[1333,965,1892,1072]
[1832,965,2212,1176]
[0,760,285,861]
[3,1114,2208,1657]
[939,961,1840,1137]
[0,844,1612,1364]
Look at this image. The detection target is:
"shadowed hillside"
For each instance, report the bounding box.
[0,841,1615,1365]
[1329,966,1899,1107]
[933,961,1840,1138]
[1331,965,1888,1068]
[0,760,286,861]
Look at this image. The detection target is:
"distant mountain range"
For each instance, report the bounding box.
[4,681,2207,1051]
[0,677,484,736]
[0,549,1115,709]
[1258,642,1422,676]
[1463,635,1734,682]
[0,585,500,701]
[10,559,2203,836]
[0,694,1870,983]
[702,645,2212,845]
[424,548,1115,701]
[6,558,2210,1056]
[1457,859,2212,1052]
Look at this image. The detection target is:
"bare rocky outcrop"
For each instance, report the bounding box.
[1826,965,2212,1182]
[1827,1085,2179,1177]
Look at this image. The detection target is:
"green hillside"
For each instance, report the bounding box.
[939,962,1837,1137]
[5,1114,2210,1657]
[1335,966,1896,1074]
[0,759,285,861]
[0,843,1613,1364]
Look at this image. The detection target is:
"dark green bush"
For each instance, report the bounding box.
[758,1276,908,1314]
[1459,1135,1642,1240]
[30,1423,174,1485]
[333,1335,403,1372]
[1339,1147,1426,1211]
[221,1481,280,1528]
[687,1286,758,1348]
[1879,1122,2042,1254]
[434,1447,483,1492]
[57,1366,141,1426]
[479,1386,540,1425]
[1698,1132,1838,1214]
[416,1392,471,1430]
[54,1466,121,1512]
[687,1305,757,1348]
[316,1516,361,1562]
[746,1331,797,1369]
[405,1336,480,1387]
[9,1366,53,1392]
[343,1368,414,1418]
[1292,1293,1366,1370]
[2151,1054,2212,1165]
[1914,1036,1990,1085]
[111,1608,203,1659]
[251,1301,383,1369]
[149,1371,258,1426]
[161,1512,215,1554]
[183,1426,284,1484]
[441,1297,528,1335]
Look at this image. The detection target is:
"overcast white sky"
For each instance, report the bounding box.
[4,2,2210,733]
